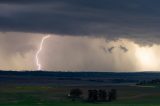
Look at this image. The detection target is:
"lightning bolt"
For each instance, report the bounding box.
[36,35,50,70]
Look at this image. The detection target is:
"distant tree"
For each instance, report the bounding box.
[111,89,117,100]
[88,90,98,102]
[69,88,82,101]
[98,89,107,101]
[108,89,117,102]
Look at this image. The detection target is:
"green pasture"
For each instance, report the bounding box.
[0,85,160,106]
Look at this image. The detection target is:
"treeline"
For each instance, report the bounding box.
[68,88,117,102]
[137,79,160,85]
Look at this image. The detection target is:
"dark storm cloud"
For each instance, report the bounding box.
[1,0,160,45]
[108,47,115,53]
[119,45,128,53]
[100,46,115,53]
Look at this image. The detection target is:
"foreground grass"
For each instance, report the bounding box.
[1,97,160,106]
[1,85,160,106]
[2,101,160,106]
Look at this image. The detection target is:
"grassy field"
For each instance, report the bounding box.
[0,85,160,106]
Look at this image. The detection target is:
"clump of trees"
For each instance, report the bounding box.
[88,89,117,102]
[68,88,117,102]
[68,88,82,101]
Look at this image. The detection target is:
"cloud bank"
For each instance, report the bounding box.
[0,0,160,45]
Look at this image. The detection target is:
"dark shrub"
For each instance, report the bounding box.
[98,89,107,101]
[108,89,117,101]
[88,90,98,102]
[69,88,82,101]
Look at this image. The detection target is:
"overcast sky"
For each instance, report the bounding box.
[1,0,160,71]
